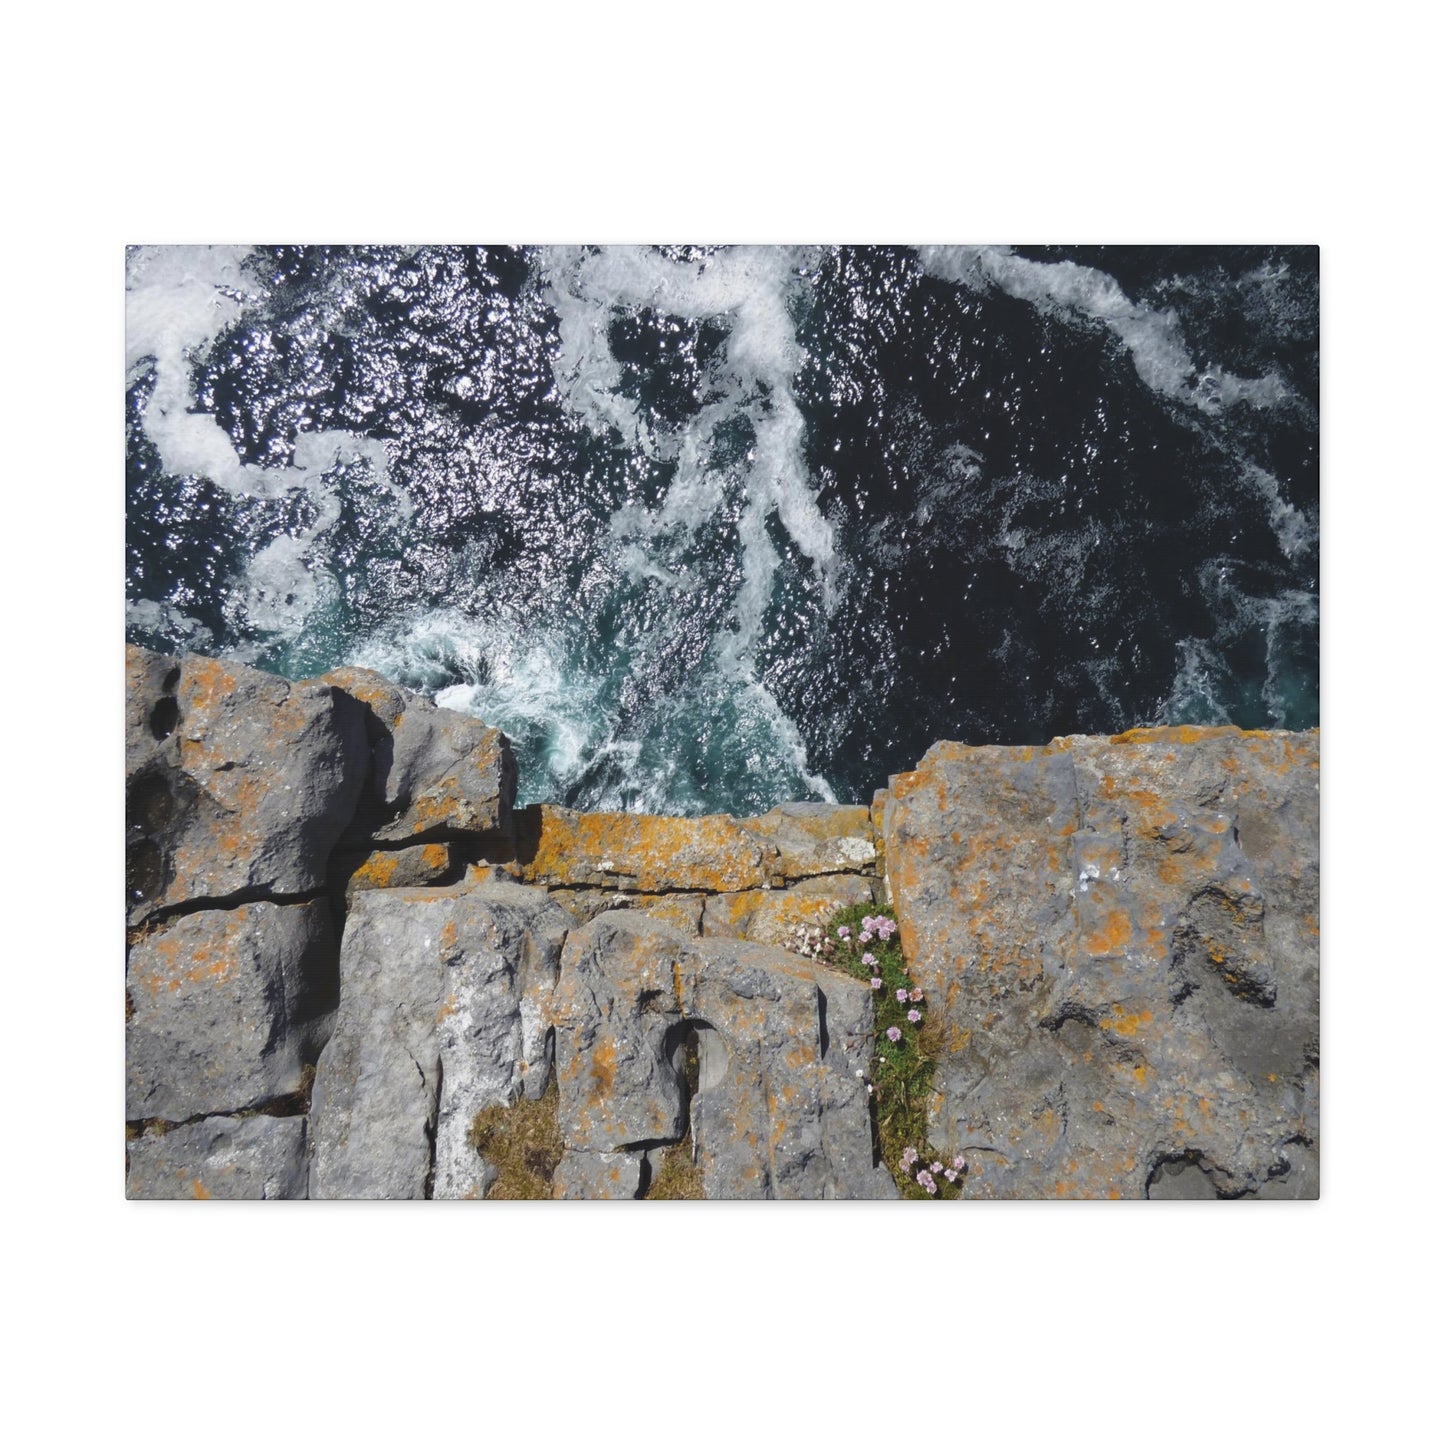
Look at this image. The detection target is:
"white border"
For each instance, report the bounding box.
[5,2,1436,1436]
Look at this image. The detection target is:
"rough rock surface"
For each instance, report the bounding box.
[547,886,706,936]
[551,913,895,1199]
[309,877,570,1199]
[702,874,878,946]
[738,802,878,879]
[126,646,369,923]
[322,666,515,842]
[339,841,457,896]
[126,899,336,1121]
[513,805,779,892]
[552,1148,644,1200]
[883,726,1320,1199]
[126,1115,309,1200]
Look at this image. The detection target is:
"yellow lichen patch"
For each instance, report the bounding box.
[354,852,402,889]
[587,1037,618,1101]
[190,1179,212,1200]
[1109,724,1246,746]
[1082,908,1133,956]
[521,807,771,893]
[1099,1006,1152,1038]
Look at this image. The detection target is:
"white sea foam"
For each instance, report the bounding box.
[541,245,840,665]
[917,246,1289,411]
[125,245,411,644]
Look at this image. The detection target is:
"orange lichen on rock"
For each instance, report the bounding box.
[519,806,775,893]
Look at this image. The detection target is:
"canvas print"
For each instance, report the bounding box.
[124,245,1319,1200]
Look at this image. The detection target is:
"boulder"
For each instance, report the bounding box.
[126,899,336,1121]
[126,1114,308,1200]
[550,913,896,1199]
[322,667,515,842]
[883,725,1320,1199]
[125,646,369,923]
[308,877,571,1200]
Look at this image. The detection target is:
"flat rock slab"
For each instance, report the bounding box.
[126,647,369,922]
[883,725,1320,1199]
[323,667,515,842]
[515,806,778,892]
[126,1114,308,1200]
[702,874,877,947]
[739,802,878,879]
[126,899,336,1122]
[551,913,896,1199]
[550,888,705,935]
[309,877,570,1199]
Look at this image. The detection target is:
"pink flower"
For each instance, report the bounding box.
[886,1026,902,1042]
[901,1146,919,1168]
[875,919,897,940]
[918,1170,938,1194]
[909,987,924,1003]
[862,952,877,969]
[896,988,909,1002]
[907,1009,921,1023]
[931,1161,944,1174]
[951,1155,966,1172]
[944,1168,958,1183]
[870,977,883,990]
[859,930,875,944]
[837,926,850,939]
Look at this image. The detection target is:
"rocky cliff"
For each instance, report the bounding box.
[125,646,1319,1200]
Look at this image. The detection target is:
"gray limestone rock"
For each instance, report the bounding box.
[883,726,1320,1199]
[125,645,369,924]
[550,913,690,1153]
[550,913,896,1199]
[308,877,570,1199]
[739,802,879,880]
[552,1149,644,1200]
[126,1114,308,1200]
[322,667,515,843]
[126,899,336,1122]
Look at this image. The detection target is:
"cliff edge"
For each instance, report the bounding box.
[124,646,1319,1200]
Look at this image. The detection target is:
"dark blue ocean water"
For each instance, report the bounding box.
[125,245,1318,814]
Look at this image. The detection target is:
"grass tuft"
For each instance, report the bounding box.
[467,1081,565,1200]
[646,1134,706,1200]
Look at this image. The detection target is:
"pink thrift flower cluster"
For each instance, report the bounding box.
[897,1145,968,1196]
[860,915,898,942]
[886,1026,902,1042]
